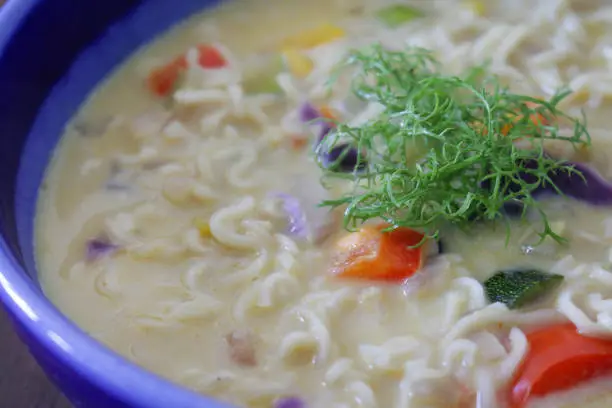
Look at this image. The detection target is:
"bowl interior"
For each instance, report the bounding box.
[13,0,221,279]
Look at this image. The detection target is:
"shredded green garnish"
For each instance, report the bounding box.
[319,45,590,243]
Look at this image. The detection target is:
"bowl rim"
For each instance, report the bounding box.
[0,1,230,407]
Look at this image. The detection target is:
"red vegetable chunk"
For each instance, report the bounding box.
[330,223,427,282]
[509,323,612,407]
[147,44,226,97]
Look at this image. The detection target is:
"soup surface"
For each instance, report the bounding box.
[36,0,612,407]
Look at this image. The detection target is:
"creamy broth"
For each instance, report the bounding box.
[36,0,612,407]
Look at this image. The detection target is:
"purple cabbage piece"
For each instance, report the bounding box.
[502,200,524,218]
[488,158,612,208]
[298,102,334,144]
[318,122,335,143]
[543,161,612,205]
[86,237,119,262]
[298,102,321,123]
[274,396,305,408]
[299,102,365,172]
[274,193,309,239]
[321,144,366,172]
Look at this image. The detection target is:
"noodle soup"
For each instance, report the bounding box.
[35,0,612,407]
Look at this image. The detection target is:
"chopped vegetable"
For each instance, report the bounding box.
[318,144,366,172]
[283,48,314,78]
[484,269,563,309]
[275,175,338,244]
[319,106,338,121]
[193,217,212,238]
[319,46,590,243]
[147,44,227,97]
[275,193,309,239]
[225,330,258,367]
[496,159,612,211]
[147,59,184,97]
[509,323,612,408]
[243,74,282,95]
[298,102,335,143]
[478,101,550,137]
[289,135,309,150]
[330,224,427,282]
[432,239,445,255]
[376,4,424,27]
[281,23,345,49]
[463,0,486,16]
[243,54,284,95]
[541,161,612,206]
[86,237,119,262]
[193,44,227,68]
[299,102,323,123]
[501,200,524,218]
[274,396,305,408]
[507,101,549,135]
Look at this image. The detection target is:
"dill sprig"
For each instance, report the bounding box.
[319,45,590,243]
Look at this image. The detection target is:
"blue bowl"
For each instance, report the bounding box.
[0,1,234,407]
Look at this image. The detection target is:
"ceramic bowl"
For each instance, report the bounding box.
[0,1,232,406]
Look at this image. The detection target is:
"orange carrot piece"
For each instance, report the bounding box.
[147,58,186,97]
[320,105,338,121]
[477,101,550,137]
[330,224,426,282]
[509,323,612,408]
[290,135,309,150]
[146,44,226,97]
[501,101,548,136]
[194,44,226,69]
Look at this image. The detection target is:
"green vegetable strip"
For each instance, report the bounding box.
[484,269,564,309]
[376,5,424,27]
[243,55,284,95]
[320,46,590,242]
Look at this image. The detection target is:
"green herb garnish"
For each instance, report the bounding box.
[484,269,564,309]
[319,45,590,243]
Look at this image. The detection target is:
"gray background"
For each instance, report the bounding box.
[0,307,70,407]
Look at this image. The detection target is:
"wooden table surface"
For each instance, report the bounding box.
[0,307,71,408]
[0,3,69,408]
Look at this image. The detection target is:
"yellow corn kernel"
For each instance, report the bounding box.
[281,23,345,50]
[193,217,212,238]
[464,0,486,16]
[283,48,314,78]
